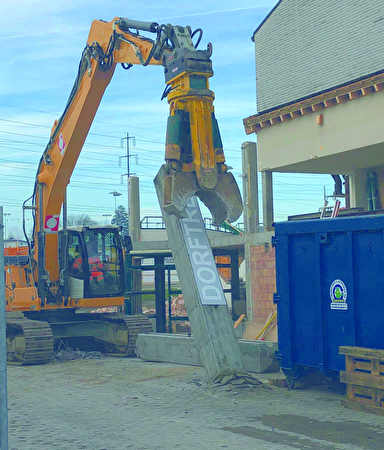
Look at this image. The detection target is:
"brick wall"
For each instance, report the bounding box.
[254,0,384,113]
[250,243,276,322]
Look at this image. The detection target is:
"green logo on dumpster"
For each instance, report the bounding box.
[330,279,348,310]
[334,287,342,299]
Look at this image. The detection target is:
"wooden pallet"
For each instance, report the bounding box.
[340,346,384,416]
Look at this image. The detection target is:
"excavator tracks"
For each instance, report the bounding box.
[86,313,153,356]
[6,313,54,365]
[5,312,152,365]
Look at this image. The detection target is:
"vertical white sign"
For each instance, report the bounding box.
[180,197,227,306]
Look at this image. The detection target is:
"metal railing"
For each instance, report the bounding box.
[140,216,165,229]
[141,216,243,234]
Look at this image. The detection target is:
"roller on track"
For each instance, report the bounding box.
[95,314,154,356]
[6,313,54,365]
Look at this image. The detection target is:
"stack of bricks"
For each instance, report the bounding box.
[250,243,276,322]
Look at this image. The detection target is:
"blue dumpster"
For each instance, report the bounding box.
[273,215,384,382]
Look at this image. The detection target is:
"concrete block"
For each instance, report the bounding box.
[136,333,279,374]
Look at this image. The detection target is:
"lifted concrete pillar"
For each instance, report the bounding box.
[242,141,259,233]
[262,170,274,230]
[154,167,244,381]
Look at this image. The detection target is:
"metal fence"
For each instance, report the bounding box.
[140,216,243,234]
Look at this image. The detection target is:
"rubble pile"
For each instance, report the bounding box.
[142,294,188,318]
[90,306,118,313]
[143,294,190,332]
[166,294,188,318]
[209,372,263,390]
[51,341,102,362]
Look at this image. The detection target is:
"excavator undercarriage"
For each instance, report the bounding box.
[6,310,152,365]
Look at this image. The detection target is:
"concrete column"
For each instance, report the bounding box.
[128,176,141,242]
[241,141,259,233]
[349,169,367,210]
[262,170,274,230]
[128,176,142,313]
[154,256,166,333]
[131,257,142,314]
[154,167,243,381]
[244,239,253,322]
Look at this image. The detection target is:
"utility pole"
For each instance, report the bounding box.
[120,134,141,315]
[119,133,138,225]
[120,133,138,179]
[120,133,138,218]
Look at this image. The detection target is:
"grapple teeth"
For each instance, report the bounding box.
[197,172,243,226]
[155,165,243,225]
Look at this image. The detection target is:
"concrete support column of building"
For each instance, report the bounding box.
[262,170,274,230]
[128,176,141,242]
[241,141,259,233]
[128,176,142,314]
[348,169,368,210]
[241,141,260,322]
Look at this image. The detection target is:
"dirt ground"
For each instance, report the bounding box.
[6,357,384,450]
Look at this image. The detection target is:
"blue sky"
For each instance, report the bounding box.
[0,0,334,237]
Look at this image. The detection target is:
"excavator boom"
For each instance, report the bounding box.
[32,17,242,290]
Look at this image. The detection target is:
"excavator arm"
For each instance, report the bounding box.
[28,17,242,301]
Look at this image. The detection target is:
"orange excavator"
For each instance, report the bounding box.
[5,18,242,364]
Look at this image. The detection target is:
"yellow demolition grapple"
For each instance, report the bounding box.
[156,26,243,225]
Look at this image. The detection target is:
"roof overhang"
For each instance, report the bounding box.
[244,72,384,135]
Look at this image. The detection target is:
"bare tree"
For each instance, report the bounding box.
[67,214,99,227]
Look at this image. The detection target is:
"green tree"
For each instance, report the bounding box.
[67,214,99,226]
[111,205,129,235]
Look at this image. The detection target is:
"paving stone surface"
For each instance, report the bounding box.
[6,357,384,449]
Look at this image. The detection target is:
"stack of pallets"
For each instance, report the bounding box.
[340,346,384,415]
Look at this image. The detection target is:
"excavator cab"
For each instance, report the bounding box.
[64,226,125,300]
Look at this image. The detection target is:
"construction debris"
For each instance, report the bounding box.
[209,372,263,389]
[51,341,102,362]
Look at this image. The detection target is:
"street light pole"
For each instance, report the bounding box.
[102,214,112,225]
[109,191,122,212]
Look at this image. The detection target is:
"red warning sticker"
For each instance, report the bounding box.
[58,133,66,155]
[44,215,60,233]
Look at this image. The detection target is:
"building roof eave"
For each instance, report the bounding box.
[243,71,384,135]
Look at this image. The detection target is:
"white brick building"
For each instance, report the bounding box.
[244,0,384,226]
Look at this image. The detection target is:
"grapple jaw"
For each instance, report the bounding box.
[156,165,243,226]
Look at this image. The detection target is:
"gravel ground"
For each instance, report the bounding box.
[6,357,384,450]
